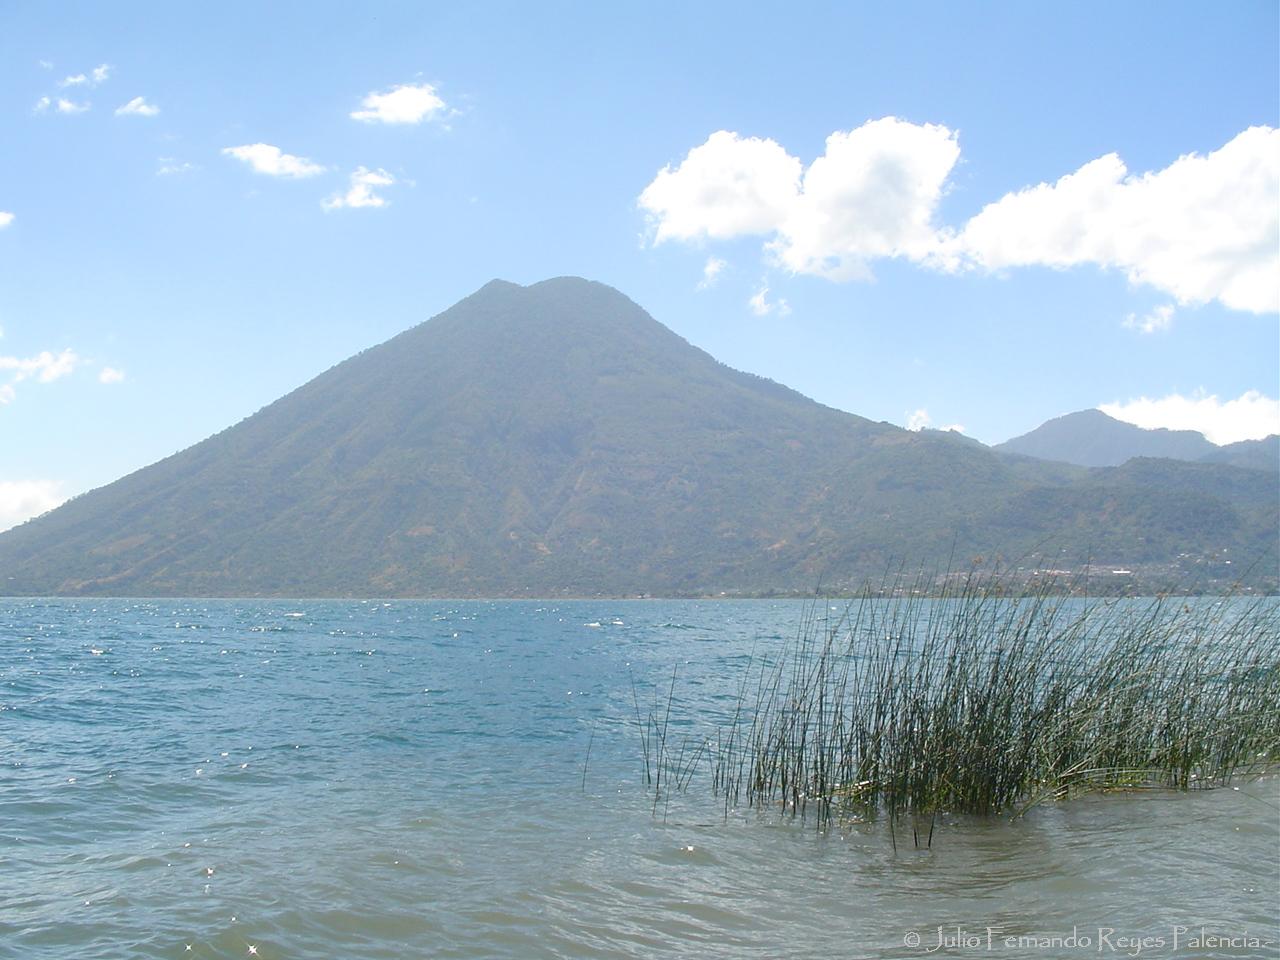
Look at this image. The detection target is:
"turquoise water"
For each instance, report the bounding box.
[1,599,1276,959]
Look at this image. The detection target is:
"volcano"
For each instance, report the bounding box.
[1,278,1274,596]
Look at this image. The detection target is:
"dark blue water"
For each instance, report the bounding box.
[1,600,1276,959]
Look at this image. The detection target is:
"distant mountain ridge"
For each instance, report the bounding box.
[996,408,1279,471]
[0,278,1274,596]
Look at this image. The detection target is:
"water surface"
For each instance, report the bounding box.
[1,600,1276,958]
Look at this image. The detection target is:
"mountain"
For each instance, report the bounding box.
[995,409,1217,467]
[1,278,1275,596]
[1200,435,1280,472]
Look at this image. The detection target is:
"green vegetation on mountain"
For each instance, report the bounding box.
[0,278,1274,596]
[1201,435,1280,472]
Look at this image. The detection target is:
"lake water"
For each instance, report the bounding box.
[1,599,1276,959]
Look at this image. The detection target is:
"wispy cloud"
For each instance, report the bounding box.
[0,348,81,385]
[222,143,325,178]
[322,167,397,210]
[0,348,82,406]
[0,212,13,229]
[1123,304,1175,334]
[350,82,447,125]
[1100,389,1279,444]
[98,366,126,384]
[748,285,790,317]
[59,63,110,88]
[697,257,726,290]
[640,122,1280,314]
[115,96,159,117]
[36,96,90,115]
[156,157,196,176]
[0,480,66,533]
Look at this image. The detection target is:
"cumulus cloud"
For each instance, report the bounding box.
[697,257,726,290]
[905,408,965,433]
[640,122,1279,313]
[640,118,958,278]
[322,167,397,211]
[772,119,960,280]
[639,131,801,243]
[115,96,159,117]
[350,82,447,124]
[748,285,790,317]
[1100,390,1279,445]
[222,143,325,178]
[98,366,126,384]
[0,480,66,533]
[0,212,13,229]
[1123,304,1175,334]
[950,127,1279,314]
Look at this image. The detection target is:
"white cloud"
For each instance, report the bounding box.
[38,59,53,70]
[322,167,397,211]
[0,480,66,533]
[1099,389,1279,445]
[0,212,13,229]
[115,96,159,117]
[156,157,196,176]
[99,366,126,384]
[33,96,51,113]
[639,119,958,279]
[748,285,790,317]
[59,64,109,88]
[56,98,90,114]
[1123,304,1174,334]
[0,349,81,406]
[950,127,1279,314]
[697,257,726,290]
[640,131,801,243]
[222,143,325,179]
[350,82,447,125]
[771,119,960,280]
[0,348,81,384]
[640,123,1279,314]
[905,408,966,433]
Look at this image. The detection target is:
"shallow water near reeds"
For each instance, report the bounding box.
[2,599,1277,959]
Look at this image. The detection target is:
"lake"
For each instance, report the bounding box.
[1,599,1276,958]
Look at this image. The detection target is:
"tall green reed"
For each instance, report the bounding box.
[646,569,1279,843]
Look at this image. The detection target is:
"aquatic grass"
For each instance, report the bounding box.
[648,569,1280,841]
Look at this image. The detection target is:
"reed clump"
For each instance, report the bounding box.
[656,571,1280,839]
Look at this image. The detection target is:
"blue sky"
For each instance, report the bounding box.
[1,1,1277,529]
